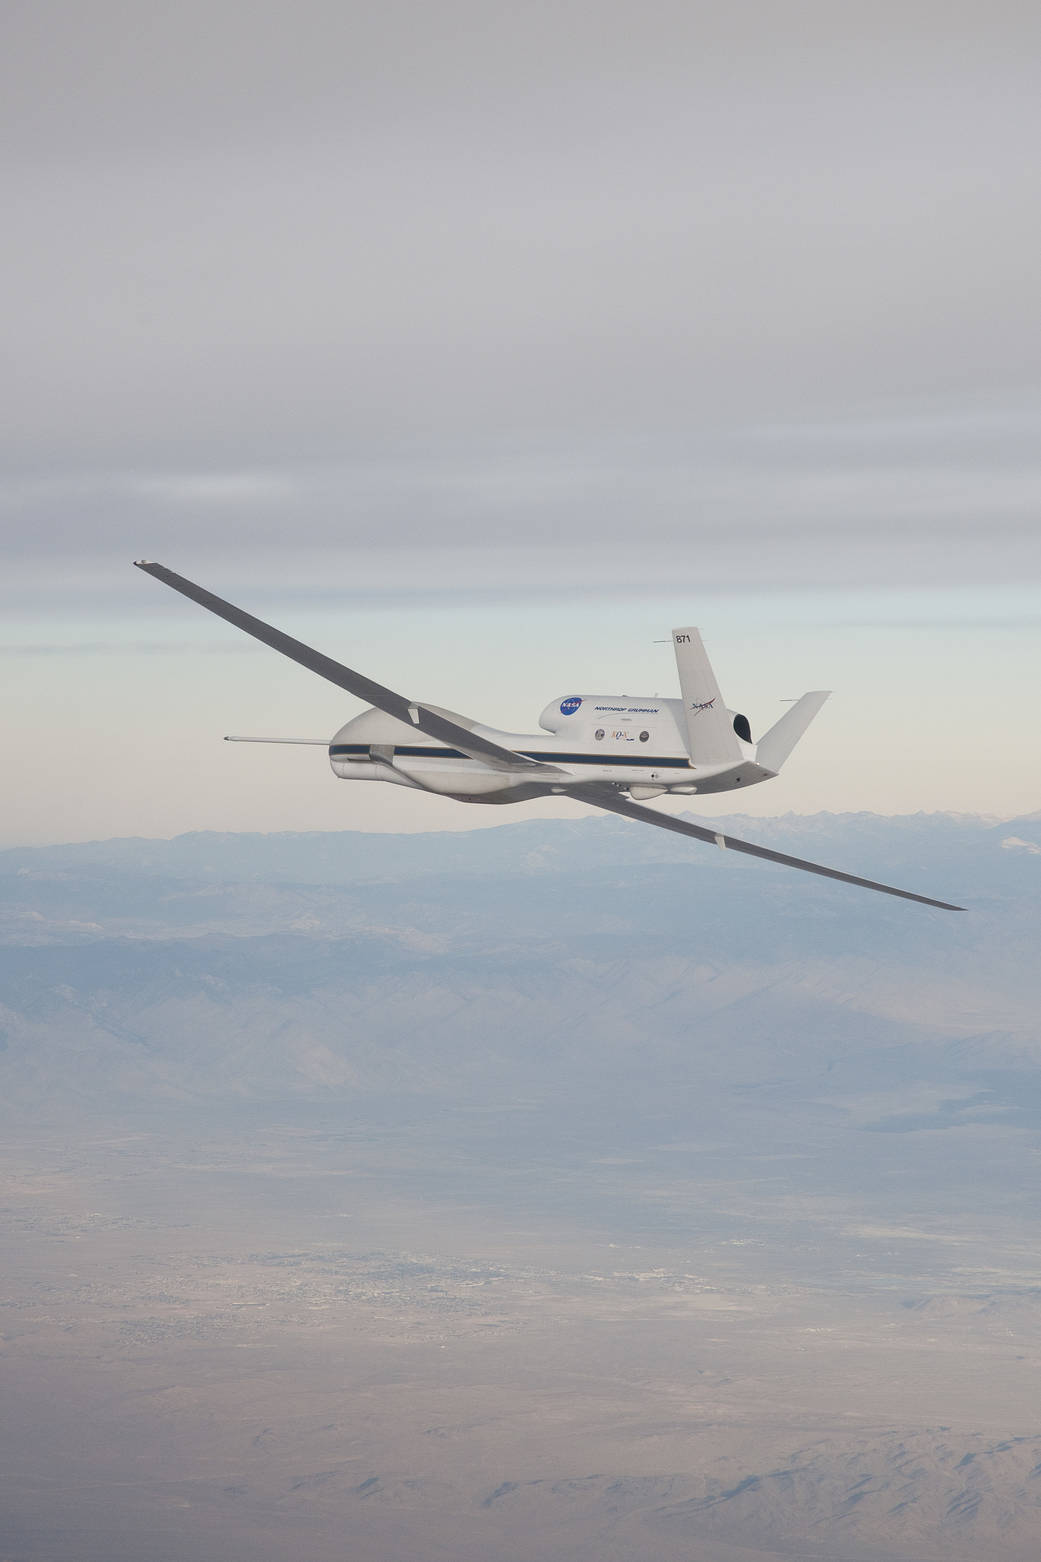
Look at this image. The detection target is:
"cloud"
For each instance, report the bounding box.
[2,2,1040,607]
[2,397,1039,607]
[0,640,257,656]
[132,472,297,506]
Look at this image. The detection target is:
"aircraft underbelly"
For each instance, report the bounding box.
[333,753,690,795]
[394,761,528,797]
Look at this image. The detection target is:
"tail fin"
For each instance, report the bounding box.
[672,627,744,765]
[756,691,830,774]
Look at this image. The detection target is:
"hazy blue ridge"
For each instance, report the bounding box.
[0,815,1037,1122]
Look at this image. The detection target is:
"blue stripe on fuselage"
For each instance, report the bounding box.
[329,743,692,769]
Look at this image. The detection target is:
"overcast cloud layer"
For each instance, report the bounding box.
[3,0,1041,604]
[3,2,1040,842]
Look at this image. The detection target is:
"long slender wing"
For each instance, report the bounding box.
[570,784,964,911]
[134,561,551,774]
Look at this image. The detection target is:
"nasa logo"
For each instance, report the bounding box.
[690,698,716,713]
[559,696,582,716]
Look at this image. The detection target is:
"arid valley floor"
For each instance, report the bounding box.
[2,812,1041,1560]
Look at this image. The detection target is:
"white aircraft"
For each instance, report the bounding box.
[134,561,961,910]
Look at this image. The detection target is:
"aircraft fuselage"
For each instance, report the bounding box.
[329,693,775,803]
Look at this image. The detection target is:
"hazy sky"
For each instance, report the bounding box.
[2,1,1039,843]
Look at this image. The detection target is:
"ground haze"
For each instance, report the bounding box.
[2,812,1040,1560]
